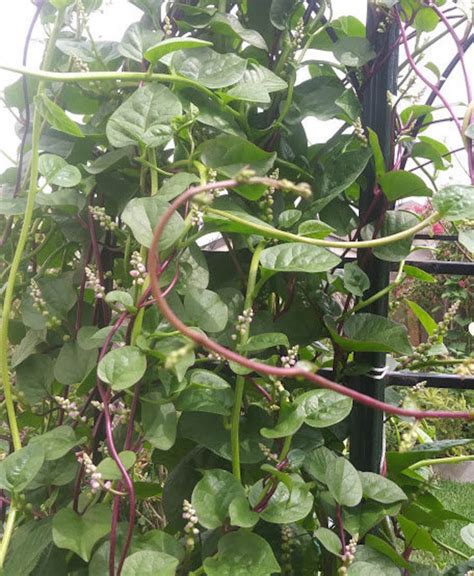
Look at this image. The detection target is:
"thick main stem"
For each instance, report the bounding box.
[231,242,265,481]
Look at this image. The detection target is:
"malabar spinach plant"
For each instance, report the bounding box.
[0,0,474,574]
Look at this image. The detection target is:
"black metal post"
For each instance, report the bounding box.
[349,4,400,472]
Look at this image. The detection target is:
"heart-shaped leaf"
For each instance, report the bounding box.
[98,346,147,390]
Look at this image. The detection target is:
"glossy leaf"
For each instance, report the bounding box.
[270,0,297,30]
[38,154,82,187]
[36,94,84,138]
[122,551,178,576]
[141,395,177,451]
[295,389,353,428]
[298,220,335,239]
[359,472,407,504]
[184,288,228,332]
[54,342,97,385]
[248,475,314,523]
[460,523,474,549]
[52,505,113,562]
[0,444,45,493]
[344,262,370,297]
[119,23,164,62]
[362,211,419,262]
[96,451,137,480]
[211,13,267,50]
[459,229,474,253]
[203,530,280,576]
[122,196,185,249]
[158,172,199,201]
[29,426,81,461]
[260,403,306,439]
[228,496,259,528]
[349,546,401,576]
[325,457,363,507]
[433,185,474,221]
[260,243,340,273]
[145,37,212,64]
[314,527,342,556]
[379,170,431,201]
[106,84,182,148]
[406,300,437,336]
[172,47,247,89]
[191,469,246,529]
[333,37,375,67]
[243,332,289,352]
[98,346,147,390]
[175,369,234,415]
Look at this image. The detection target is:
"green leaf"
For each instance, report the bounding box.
[344,262,370,297]
[349,545,401,575]
[404,265,436,283]
[36,94,84,138]
[248,475,314,523]
[314,527,342,556]
[204,530,281,576]
[49,0,75,7]
[175,369,234,416]
[260,403,306,439]
[85,147,133,175]
[2,518,54,576]
[359,472,407,504]
[243,332,289,353]
[145,37,212,64]
[295,389,353,428]
[227,64,286,104]
[296,77,346,122]
[433,185,474,221]
[184,288,228,332]
[211,13,267,50]
[141,395,178,451]
[11,330,46,368]
[362,211,419,262]
[28,453,78,489]
[119,23,164,62]
[134,529,185,561]
[328,313,412,355]
[325,457,363,507]
[228,496,259,528]
[298,220,335,239]
[406,300,437,337]
[98,345,147,390]
[333,37,376,67]
[15,354,54,404]
[303,446,337,482]
[96,451,137,480]
[414,7,439,32]
[260,243,340,273]
[122,196,185,249]
[279,209,302,229]
[459,229,474,253]
[38,154,82,187]
[105,290,135,311]
[158,172,199,201]
[368,128,386,180]
[52,505,113,562]
[56,39,119,63]
[270,0,297,30]
[397,515,437,553]
[379,170,431,201]
[0,444,45,493]
[77,326,118,350]
[191,469,246,529]
[460,523,474,549]
[106,84,182,148]
[122,551,179,576]
[172,47,247,89]
[29,426,81,461]
[54,342,97,385]
[200,135,276,199]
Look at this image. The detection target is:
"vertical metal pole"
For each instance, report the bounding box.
[349,3,399,472]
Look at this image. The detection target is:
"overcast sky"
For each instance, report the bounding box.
[0,0,471,185]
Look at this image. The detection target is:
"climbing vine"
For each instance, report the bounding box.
[0,0,474,574]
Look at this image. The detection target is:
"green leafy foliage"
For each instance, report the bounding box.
[0,3,471,575]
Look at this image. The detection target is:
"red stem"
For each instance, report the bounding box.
[147,179,473,422]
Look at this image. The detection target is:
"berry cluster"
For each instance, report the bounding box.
[231,308,254,341]
[89,205,118,232]
[91,399,130,428]
[85,266,105,299]
[30,279,60,329]
[339,535,358,573]
[281,525,294,575]
[54,396,87,423]
[190,205,204,228]
[259,168,279,222]
[292,18,305,52]
[182,499,199,549]
[129,251,147,286]
[353,118,368,145]
[398,301,461,369]
[281,345,299,368]
[77,451,111,494]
